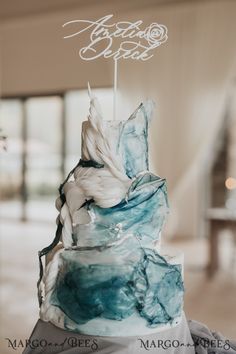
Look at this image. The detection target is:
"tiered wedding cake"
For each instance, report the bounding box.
[38,88,184,336]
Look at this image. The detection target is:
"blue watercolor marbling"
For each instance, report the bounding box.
[73,172,168,248]
[130,249,184,326]
[117,102,151,178]
[51,236,183,328]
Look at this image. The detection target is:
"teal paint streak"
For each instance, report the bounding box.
[74,172,168,248]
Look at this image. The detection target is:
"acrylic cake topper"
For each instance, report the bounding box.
[62,14,168,61]
[62,14,168,119]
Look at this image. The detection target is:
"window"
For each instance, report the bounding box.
[0,100,23,219]
[0,88,113,222]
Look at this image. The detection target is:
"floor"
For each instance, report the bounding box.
[0,220,236,354]
[164,234,236,339]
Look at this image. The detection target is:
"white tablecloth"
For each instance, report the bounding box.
[22,313,195,354]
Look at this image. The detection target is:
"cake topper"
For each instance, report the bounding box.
[63,14,168,119]
[63,14,168,61]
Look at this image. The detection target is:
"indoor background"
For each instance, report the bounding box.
[0,0,236,353]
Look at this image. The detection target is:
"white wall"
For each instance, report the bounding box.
[0,0,236,238]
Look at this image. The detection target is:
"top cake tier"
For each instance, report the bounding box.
[81,101,153,178]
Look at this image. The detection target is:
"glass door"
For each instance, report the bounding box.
[25,96,63,222]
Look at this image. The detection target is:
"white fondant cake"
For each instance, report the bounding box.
[38,88,184,336]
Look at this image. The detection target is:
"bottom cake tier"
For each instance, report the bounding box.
[40,235,184,336]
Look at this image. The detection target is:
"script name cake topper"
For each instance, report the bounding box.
[63,14,168,61]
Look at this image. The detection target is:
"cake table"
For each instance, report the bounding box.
[23,312,195,354]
